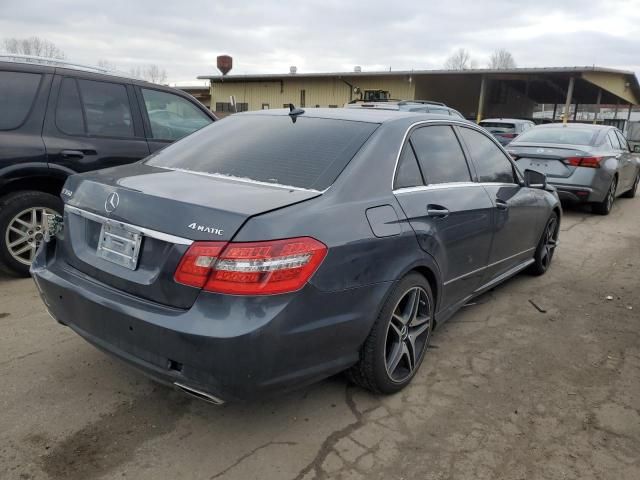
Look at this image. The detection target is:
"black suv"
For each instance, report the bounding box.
[0,58,216,276]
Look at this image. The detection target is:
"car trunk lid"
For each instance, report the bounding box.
[59,163,321,308]
[507,144,595,178]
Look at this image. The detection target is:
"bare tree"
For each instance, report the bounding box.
[97,59,117,71]
[488,49,517,69]
[128,64,167,84]
[3,36,65,59]
[444,48,476,70]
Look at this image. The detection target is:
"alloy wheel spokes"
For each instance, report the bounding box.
[385,286,432,382]
[5,207,55,266]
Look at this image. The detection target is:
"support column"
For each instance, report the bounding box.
[209,81,215,112]
[613,99,619,120]
[626,103,633,134]
[593,89,602,124]
[563,77,575,124]
[573,103,578,121]
[476,75,487,123]
[552,103,557,121]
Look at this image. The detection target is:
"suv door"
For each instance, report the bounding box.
[393,124,494,309]
[614,130,636,191]
[457,126,543,281]
[42,74,150,174]
[135,86,213,153]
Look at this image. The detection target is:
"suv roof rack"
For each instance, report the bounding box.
[398,100,446,106]
[0,53,137,80]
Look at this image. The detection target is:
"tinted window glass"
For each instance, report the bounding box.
[77,79,133,137]
[146,115,377,190]
[615,131,630,152]
[394,144,423,189]
[409,126,470,184]
[56,78,85,135]
[480,122,516,131]
[142,88,212,141]
[607,131,622,149]
[515,127,597,146]
[459,127,515,183]
[0,71,41,130]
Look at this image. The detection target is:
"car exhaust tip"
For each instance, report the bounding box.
[174,382,225,405]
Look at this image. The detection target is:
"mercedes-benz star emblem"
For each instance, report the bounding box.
[105,192,120,213]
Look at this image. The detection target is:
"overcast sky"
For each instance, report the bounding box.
[2,0,640,84]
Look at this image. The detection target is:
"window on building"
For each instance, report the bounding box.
[363,90,390,101]
[216,102,248,113]
[300,89,306,108]
[458,127,516,184]
[409,126,471,184]
[262,103,270,110]
[329,105,338,108]
[0,71,41,130]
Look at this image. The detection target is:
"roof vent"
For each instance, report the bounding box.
[354,66,362,73]
[289,66,297,74]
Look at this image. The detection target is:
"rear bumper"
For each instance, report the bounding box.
[31,240,390,402]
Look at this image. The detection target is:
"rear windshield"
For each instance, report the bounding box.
[514,127,597,146]
[480,122,516,130]
[0,71,42,130]
[146,114,378,190]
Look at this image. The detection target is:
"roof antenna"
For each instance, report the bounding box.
[288,103,305,122]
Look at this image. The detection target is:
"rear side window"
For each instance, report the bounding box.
[409,126,471,184]
[56,78,85,135]
[459,127,515,183]
[146,115,378,190]
[141,88,212,141]
[77,79,134,137]
[394,144,423,189]
[0,71,41,130]
[607,131,622,150]
[615,131,630,152]
[515,127,597,146]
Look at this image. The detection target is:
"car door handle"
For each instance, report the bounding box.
[496,199,509,210]
[427,204,450,218]
[60,149,85,159]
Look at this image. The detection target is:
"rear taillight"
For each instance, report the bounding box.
[500,133,517,138]
[563,156,603,168]
[174,237,327,295]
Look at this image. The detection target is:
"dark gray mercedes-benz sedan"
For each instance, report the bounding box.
[31,108,561,403]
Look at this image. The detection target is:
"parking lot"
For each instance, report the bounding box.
[0,198,638,480]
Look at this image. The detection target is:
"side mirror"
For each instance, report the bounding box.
[524,169,547,189]
[633,144,640,153]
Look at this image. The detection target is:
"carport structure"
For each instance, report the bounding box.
[200,66,640,124]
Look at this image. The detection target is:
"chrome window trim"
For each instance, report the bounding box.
[391,119,499,190]
[393,181,520,195]
[65,205,194,245]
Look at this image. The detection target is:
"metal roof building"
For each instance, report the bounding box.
[198,66,640,124]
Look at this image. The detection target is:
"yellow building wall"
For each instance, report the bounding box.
[581,72,639,105]
[210,75,416,111]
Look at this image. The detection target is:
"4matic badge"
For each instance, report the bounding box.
[187,223,224,236]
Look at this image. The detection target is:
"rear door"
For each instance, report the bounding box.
[393,124,494,309]
[43,74,149,174]
[457,126,542,280]
[135,86,214,153]
[614,130,636,190]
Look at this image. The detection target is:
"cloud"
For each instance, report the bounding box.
[1,0,640,83]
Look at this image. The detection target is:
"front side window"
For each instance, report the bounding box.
[0,71,41,130]
[394,144,424,189]
[459,127,516,184]
[142,88,212,141]
[146,115,377,190]
[77,79,133,137]
[409,126,471,184]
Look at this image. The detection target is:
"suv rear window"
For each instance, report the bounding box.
[514,127,597,146]
[146,115,378,190]
[0,71,41,130]
[480,122,516,130]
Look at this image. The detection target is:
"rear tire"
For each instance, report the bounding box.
[622,172,639,198]
[527,212,559,276]
[0,191,62,277]
[592,177,617,215]
[347,273,434,394]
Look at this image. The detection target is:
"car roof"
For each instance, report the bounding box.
[237,107,471,125]
[480,118,533,124]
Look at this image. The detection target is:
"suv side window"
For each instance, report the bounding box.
[141,88,212,141]
[409,125,471,184]
[615,131,630,152]
[56,78,85,135]
[0,71,42,130]
[77,79,134,137]
[394,143,424,189]
[458,127,516,183]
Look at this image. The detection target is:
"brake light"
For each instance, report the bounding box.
[174,237,327,295]
[563,156,603,168]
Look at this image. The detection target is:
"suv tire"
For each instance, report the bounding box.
[0,191,62,277]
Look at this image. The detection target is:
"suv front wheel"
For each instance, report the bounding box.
[0,191,62,277]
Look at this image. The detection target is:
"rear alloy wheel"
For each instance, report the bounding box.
[528,212,559,276]
[347,273,433,394]
[592,177,617,215]
[622,172,639,198]
[0,191,62,277]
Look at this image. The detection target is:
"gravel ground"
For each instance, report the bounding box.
[1,197,638,480]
